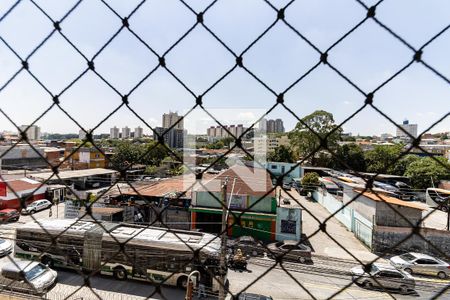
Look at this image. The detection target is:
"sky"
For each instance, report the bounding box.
[0,0,449,136]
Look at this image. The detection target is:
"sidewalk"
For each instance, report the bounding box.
[279,187,383,263]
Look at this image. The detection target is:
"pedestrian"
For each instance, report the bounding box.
[197,281,206,299]
[197,266,208,299]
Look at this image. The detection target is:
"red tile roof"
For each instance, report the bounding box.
[124,177,194,198]
[6,179,43,193]
[198,165,275,197]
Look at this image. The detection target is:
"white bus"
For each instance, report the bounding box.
[426,188,450,212]
[14,220,223,292]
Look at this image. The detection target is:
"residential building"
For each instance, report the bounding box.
[122,126,131,139]
[42,147,63,166]
[265,162,302,182]
[64,147,107,169]
[0,178,47,210]
[259,118,267,132]
[380,133,393,141]
[206,124,246,139]
[162,111,183,129]
[191,164,278,241]
[267,119,275,133]
[18,125,41,141]
[153,127,185,149]
[274,119,284,133]
[110,126,120,139]
[134,126,143,139]
[396,119,418,139]
[259,118,284,134]
[79,129,87,140]
[253,135,290,154]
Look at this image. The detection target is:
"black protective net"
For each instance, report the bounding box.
[0,0,449,299]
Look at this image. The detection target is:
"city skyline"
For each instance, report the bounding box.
[0,1,448,136]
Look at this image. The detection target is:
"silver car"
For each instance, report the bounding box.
[351,263,415,294]
[390,252,450,279]
[0,238,13,256]
[0,260,57,295]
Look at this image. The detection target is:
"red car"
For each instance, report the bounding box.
[0,209,20,223]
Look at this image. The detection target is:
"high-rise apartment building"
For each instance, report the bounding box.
[260,118,284,134]
[18,125,41,141]
[122,126,131,139]
[396,120,418,139]
[206,124,246,139]
[259,118,267,132]
[162,112,183,129]
[110,126,120,139]
[274,119,284,133]
[153,127,185,149]
[79,129,87,140]
[134,126,143,139]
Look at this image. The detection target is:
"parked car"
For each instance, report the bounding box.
[228,236,265,257]
[0,238,13,256]
[267,240,311,263]
[390,252,450,279]
[0,209,20,223]
[22,199,52,215]
[0,260,57,295]
[282,198,291,205]
[351,263,415,294]
[282,182,291,190]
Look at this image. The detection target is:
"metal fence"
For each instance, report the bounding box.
[0,0,449,299]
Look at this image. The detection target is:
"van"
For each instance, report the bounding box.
[0,261,57,295]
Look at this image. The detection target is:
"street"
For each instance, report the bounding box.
[228,259,450,299]
[0,204,449,299]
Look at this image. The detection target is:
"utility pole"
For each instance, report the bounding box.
[447,199,450,231]
[218,176,229,300]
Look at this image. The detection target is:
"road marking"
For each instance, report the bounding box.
[414,276,450,284]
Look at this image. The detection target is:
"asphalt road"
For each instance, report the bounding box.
[0,205,448,299]
[229,259,450,300]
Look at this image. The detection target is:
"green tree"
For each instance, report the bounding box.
[144,165,158,175]
[110,141,168,170]
[364,144,403,174]
[301,172,320,192]
[391,154,420,176]
[110,141,142,170]
[267,145,294,163]
[405,157,450,189]
[333,143,366,172]
[289,110,342,166]
[141,141,168,166]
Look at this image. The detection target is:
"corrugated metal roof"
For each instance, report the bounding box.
[360,192,427,210]
[79,207,124,215]
[30,168,118,180]
[124,177,193,198]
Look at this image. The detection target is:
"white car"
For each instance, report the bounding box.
[0,261,57,295]
[23,200,52,214]
[0,238,13,256]
[390,252,450,279]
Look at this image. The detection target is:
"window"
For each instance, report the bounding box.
[416,259,438,265]
[379,271,403,279]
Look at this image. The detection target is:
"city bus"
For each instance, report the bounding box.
[426,188,450,212]
[14,220,224,292]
